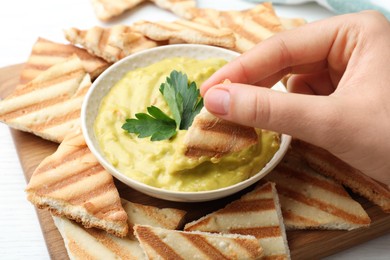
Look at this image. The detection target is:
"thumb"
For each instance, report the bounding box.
[203,83,340,148]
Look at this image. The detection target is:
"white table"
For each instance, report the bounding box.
[0,1,389,259]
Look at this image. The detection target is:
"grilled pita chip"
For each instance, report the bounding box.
[183,108,258,158]
[26,130,129,237]
[91,0,146,21]
[64,25,157,63]
[133,19,235,49]
[122,199,186,235]
[53,216,145,260]
[243,2,284,33]
[184,182,290,259]
[217,10,277,53]
[19,37,109,85]
[150,0,196,19]
[190,3,283,53]
[134,225,264,259]
[279,17,307,30]
[265,150,371,230]
[292,139,390,213]
[0,55,90,143]
[53,198,186,259]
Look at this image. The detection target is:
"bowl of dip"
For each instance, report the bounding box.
[82,44,291,202]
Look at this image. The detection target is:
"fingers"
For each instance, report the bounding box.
[200,14,356,96]
[287,71,336,95]
[204,83,341,148]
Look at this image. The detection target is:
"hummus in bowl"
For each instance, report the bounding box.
[82,44,291,202]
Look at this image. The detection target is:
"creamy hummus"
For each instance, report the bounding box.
[94,57,280,191]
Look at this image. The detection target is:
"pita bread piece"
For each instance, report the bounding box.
[279,17,307,30]
[291,139,390,213]
[64,25,157,63]
[0,55,91,143]
[53,216,145,260]
[190,3,284,53]
[184,182,290,259]
[134,224,264,259]
[91,0,146,21]
[19,37,109,85]
[52,199,186,259]
[150,0,196,19]
[26,130,129,237]
[133,19,235,49]
[265,150,371,230]
[122,199,186,236]
[183,107,258,158]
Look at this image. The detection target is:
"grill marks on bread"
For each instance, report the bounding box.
[91,0,146,21]
[0,55,91,143]
[265,150,371,230]
[53,199,187,259]
[185,182,290,260]
[291,139,390,213]
[26,131,129,237]
[20,37,109,84]
[134,225,264,259]
[184,108,258,158]
[64,25,157,63]
[133,19,235,48]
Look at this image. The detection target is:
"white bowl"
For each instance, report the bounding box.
[81,44,291,202]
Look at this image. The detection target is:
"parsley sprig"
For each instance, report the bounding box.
[122,70,203,141]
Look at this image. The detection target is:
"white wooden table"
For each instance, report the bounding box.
[0,1,389,259]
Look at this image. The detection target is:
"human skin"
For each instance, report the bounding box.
[201,11,390,186]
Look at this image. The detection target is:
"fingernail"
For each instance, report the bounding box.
[204,88,230,115]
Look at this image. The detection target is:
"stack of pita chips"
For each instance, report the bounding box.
[64,25,158,63]
[19,37,109,84]
[53,198,186,259]
[184,182,291,260]
[0,56,91,143]
[291,139,390,213]
[2,2,386,259]
[133,19,236,49]
[265,150,371,230]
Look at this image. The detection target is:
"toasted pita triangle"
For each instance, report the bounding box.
[183,108,258,158]
[133,19,235,48]
[189,3,283,53]
[26,130,129,237]
[150,0,196,19]
[19,37,109,85]
[122,199,186,235]
[265,150,371,230]
[184,182,290,259]
[292,139,390,213]
[0,55,91,143]
[52,198,186,259]
[64,25,157,63]
[91,0,146,21]
[134,224,264,259]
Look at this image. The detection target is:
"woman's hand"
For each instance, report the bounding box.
[201,11,390,186]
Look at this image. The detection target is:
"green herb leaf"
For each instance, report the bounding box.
[160,70,203,130]
[122,106,177,141]
[124,70,204,141]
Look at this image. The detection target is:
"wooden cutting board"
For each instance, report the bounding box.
[1,64,389,260]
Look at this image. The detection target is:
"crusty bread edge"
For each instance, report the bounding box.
[292,139,390,213]
[269,182,291,260]
[27,193,128,237]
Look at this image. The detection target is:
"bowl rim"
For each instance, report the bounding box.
[81,44,292,202]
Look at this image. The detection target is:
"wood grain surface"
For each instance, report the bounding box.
[1,64,389,260]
